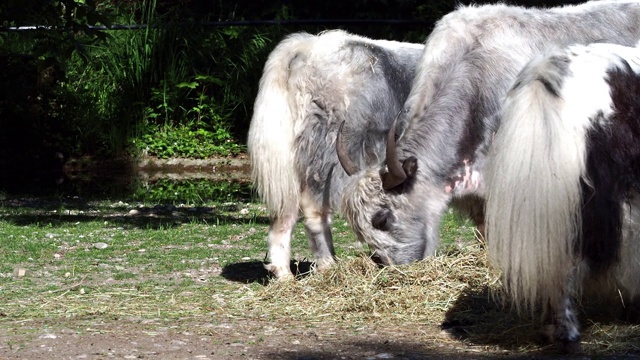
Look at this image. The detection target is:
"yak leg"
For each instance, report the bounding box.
[264,210,298,280]
[544,272,582,354]
[618,192,640,322]
[300,190,336,272]
[551,296,582,353]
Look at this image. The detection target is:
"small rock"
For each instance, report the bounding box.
[79,288,85,294]
[241,257,251,261]
[94,242,109,250]
[129,209,140,215]
[239,208,249,215]
[13,267,27,278]
[64,272,71,278]
[367,354,395,360]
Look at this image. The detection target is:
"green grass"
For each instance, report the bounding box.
[1,192,407,322]
[0,191,473,322]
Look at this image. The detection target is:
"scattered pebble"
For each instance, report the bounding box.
[94,242,109,250]
[13,267,27,278]
[241,257,251,261]
[367,353,395,360]
[239,208,249,215]
[129,209,140,215]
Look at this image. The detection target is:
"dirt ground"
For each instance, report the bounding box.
[4,306,640,360]
[0,316,578,360]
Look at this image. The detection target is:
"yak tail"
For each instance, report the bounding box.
[485,50,591,313]
[248,33,314,219]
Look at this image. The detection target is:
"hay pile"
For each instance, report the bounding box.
[241,240,500,326]
[235,239,640,354]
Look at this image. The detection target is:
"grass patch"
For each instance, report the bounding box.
[0,193,363,323]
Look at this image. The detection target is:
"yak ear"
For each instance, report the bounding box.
[402,156,418,178]
[371,207,394,231]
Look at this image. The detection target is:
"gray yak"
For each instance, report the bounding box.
[248,30,423,279]
[486,42,640,352]
[337,1,640,351]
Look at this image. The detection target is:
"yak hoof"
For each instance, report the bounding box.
[555,339,582,354]
[314,257,335,272]
[264,263,294,280]
[547,324,582,354]
[554,330,582,354]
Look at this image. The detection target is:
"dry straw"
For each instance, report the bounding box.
[239,237,640,354]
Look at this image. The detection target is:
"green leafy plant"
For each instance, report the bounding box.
[135,124,243,159]
[132,179,252,204]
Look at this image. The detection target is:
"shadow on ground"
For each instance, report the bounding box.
[260,336,572,360]
[0,197,269,229]
[441,283,640,356]
[221,260,314,285]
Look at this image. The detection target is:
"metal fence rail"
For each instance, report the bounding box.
[1,19,436,32]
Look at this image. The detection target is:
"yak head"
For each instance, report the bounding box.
[337,120,448,265]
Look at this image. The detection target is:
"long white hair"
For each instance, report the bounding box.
[485,43,640,312]
[247,33,312,219]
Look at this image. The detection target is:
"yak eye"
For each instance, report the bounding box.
[371,208,394,231]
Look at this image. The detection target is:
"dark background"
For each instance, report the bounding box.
[0,0,585,192]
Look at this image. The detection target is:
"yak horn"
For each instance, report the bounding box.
[382,119,407,189]
[336,121,360,176]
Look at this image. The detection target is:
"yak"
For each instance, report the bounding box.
[486,42,640,352]
[248,30,423,279]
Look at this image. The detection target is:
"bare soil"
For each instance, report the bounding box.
[0,313,586,360]
[0,318,475,359]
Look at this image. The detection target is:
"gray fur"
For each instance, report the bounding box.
[341,0,640,266]
[340,3,640,349]
[248,30,423,278]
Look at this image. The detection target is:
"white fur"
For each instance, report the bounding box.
[486,43,640,312]
[248,33,306,220]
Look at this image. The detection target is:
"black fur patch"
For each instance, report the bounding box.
[371,207,395,231]
[581,62,640,273]
[402,156,418,178]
